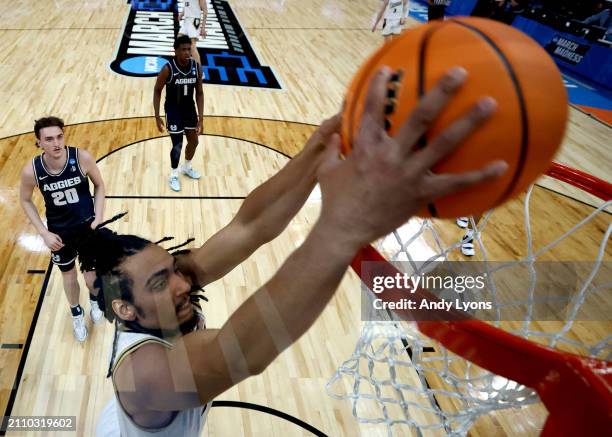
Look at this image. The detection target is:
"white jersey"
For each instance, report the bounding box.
[184,0,203,18]
[96,331,211,437]
[384,0,406,20]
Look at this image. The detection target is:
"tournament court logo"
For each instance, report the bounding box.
[110,0,281,89]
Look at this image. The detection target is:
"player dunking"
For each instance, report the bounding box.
[178,0,208,65]
[19,117,106,342]
[95,68,505,436]
[153,35,204,192]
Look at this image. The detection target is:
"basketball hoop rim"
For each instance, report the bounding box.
[546,162,612,202]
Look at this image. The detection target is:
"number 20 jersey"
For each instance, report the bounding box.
[32,146,94,231]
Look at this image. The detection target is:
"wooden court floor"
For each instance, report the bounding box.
[0,1,610,436]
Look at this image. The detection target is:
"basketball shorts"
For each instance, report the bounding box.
[165,104,198,134]
[49,219,95,272]
[382,18,402,36]
[179,17,202,39]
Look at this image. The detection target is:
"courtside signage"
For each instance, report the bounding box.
[110,0,281,89]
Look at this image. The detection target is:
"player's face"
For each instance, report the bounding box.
[38,126,65,159]
[121,244,195,332]
[176,43,192,64]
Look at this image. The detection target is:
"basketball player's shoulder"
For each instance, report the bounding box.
[21,159,35,179]
[115,341,170,392]
[75,147,94,162]
[158,62,171,78]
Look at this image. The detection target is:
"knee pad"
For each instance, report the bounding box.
[170,133,184,168]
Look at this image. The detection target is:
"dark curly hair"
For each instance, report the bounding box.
[87,228,150,324]
[83,214,205,377]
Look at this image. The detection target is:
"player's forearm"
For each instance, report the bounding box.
[20,200,49,235]
[153,90,162,117]
[374,11,384,28]
[233,139,323,241]
[93,184,105,223]
[216,221,358,378]
[196,92,204,119]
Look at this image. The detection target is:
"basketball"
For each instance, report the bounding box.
[341,17,568,218]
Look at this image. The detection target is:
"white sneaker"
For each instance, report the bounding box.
[72,312,88,342]
[169,175,181,192]
[90,301,104,324]
[461,229,475,256]
[461,242,475,256]
[461,228,474,243]
[180,165,201,180]
[456,217,469,228]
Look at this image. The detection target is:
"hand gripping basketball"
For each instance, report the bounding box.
[317,66,507,249]
[342,18,567,217]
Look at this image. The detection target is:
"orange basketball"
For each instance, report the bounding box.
[342,17,568,218]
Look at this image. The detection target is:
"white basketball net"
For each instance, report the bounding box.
[327,178,611,436]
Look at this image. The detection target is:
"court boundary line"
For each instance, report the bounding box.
[211,401,328,436]
[569,103,612,129]
[0,115,318,143]
[106,195,246,199]
[96,132,292,163]
[1,260,52,436]
[245,27,370,31]
[0,27,121,31]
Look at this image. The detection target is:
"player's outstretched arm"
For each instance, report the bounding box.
[122,66,507,412]
[176,114,341,287]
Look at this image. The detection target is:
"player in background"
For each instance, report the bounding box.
[372,0,410,42]
[19,116,106,341]
[179,0,208,65]
[154,36,204,192]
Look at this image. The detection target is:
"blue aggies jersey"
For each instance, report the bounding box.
[164,58,199,110]
[32,146,94,231]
